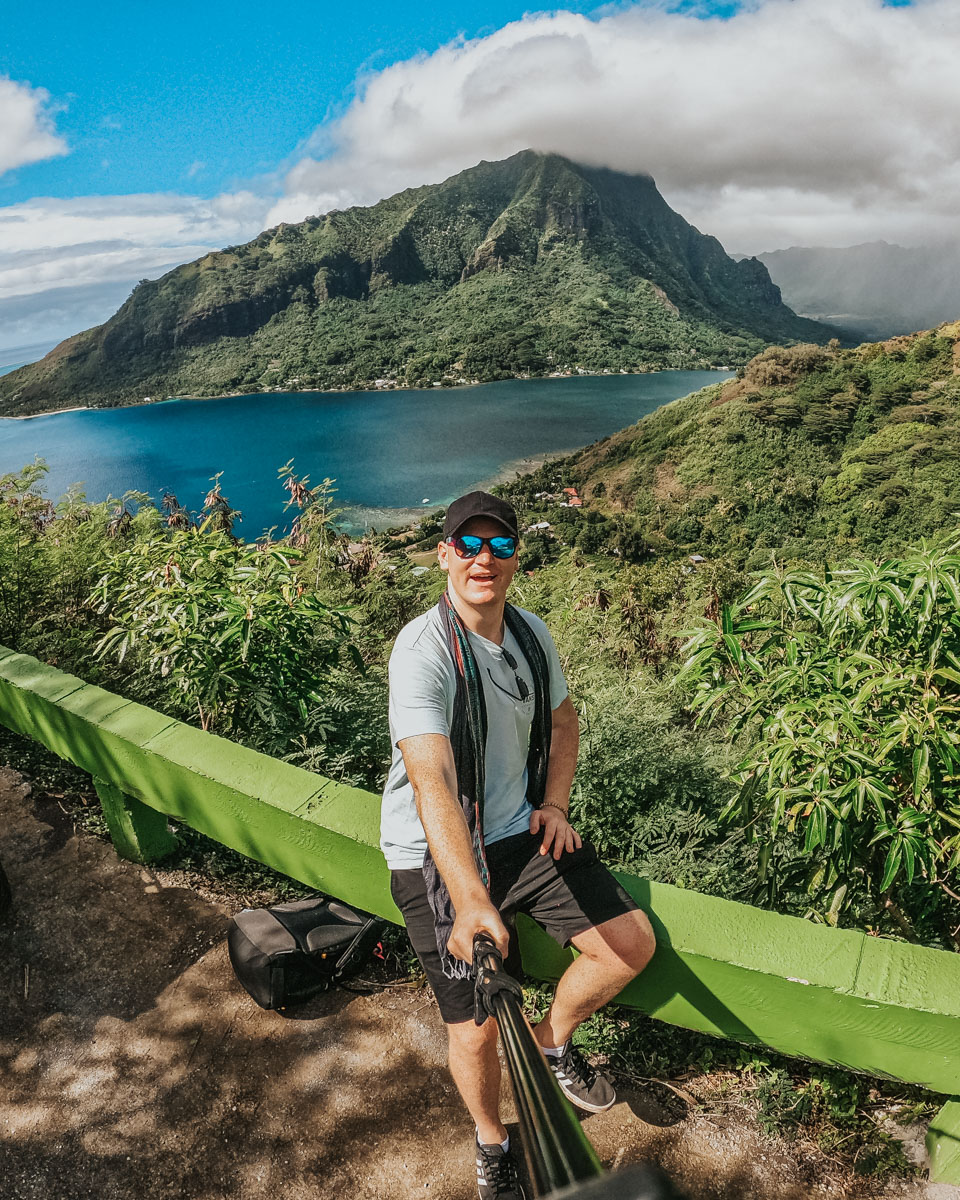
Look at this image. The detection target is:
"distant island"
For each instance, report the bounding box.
[0,150,834,418]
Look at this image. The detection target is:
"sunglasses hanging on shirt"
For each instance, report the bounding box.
[486,645,531,704]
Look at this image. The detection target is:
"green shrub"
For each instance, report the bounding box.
[92,522,357,751]
[680,531,960,944]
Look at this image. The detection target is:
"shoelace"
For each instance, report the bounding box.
[561,1045,598,1088]
[478,1147,520,1197]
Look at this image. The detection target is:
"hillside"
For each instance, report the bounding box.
[502,323,960,567]
[0,151,830,416]
[758,242,960,341]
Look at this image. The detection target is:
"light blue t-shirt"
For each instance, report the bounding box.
[380,603,569,870]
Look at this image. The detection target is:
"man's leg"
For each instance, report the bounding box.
[390,870,525,1198]
[533,908,656,1050]
[447,1017,508,1145]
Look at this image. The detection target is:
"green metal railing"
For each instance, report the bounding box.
[0,643,958,1184]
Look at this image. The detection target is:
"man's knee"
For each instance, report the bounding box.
[447,1015,499,1056]
[573,909,656,979]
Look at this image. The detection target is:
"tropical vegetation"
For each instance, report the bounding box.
[499,322,960,569]
[4,322,960,1179]
[0,151,830,416]
[680,543,960,948]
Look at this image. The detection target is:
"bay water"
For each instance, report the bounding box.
[0,371,730,535]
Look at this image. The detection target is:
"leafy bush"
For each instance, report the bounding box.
[571,680,744,894]
[0,460,59,649]
[680,532,960,945]
[92,521,357,751]
[0,461,145,670]
[283,663,390,790]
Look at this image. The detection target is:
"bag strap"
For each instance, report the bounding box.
[290,914,382,982]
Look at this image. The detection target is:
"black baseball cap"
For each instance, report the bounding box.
[443,491,519,540]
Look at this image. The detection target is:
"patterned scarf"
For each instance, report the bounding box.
[422,592,552,979]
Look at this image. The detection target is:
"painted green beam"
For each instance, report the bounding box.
[0,647,398,923]
[517,876,960,1094]
[2,644,960,1183]
[927,1098,960,1184]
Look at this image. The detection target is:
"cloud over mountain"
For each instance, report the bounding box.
[269,0,960,253]
[6,0,960,353]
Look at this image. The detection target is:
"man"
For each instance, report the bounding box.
[381,490,655,1200]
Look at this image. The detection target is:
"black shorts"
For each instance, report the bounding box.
[390,830,639,1024]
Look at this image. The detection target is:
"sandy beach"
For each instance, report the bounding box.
[2,405,92,420]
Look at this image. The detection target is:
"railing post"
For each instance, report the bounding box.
[927,1097,960,1185]
[93,777,177,864]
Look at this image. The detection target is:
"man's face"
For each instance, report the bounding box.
[438,516,518,610]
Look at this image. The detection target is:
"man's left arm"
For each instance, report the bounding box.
[530,696,582,859]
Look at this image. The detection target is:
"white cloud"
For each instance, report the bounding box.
[269,0,960,252]
[0,191,270,349]
[9,0,960,354]
[0,76,68,176]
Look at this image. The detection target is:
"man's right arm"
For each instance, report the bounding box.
[399,732,509,963]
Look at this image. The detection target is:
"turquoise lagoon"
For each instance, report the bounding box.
[0,372,730,534]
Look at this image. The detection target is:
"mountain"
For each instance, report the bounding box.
[757,242,960,342]
[0,151,832,417]
[510,322,960,567]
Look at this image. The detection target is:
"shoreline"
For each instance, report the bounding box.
[2,404,93,421]
[0,366,733,422]
[338,503,437,532]
[472,446,580,492]
[338,447,580,533]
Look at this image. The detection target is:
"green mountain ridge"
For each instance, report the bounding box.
[0,151,831,417]
[757,241,960,342]
[507,322,960,566]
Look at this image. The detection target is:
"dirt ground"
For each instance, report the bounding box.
[1,764,957,1200]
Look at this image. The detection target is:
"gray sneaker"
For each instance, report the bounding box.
[476,1140,526,1200]
[547,1042,616,1113]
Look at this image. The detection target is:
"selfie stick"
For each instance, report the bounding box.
[472,934,681,1199]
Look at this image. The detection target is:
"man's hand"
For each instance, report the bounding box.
[447,898,510,964]
[530,805,582,860]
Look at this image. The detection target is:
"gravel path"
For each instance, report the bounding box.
[1,765,956,1200]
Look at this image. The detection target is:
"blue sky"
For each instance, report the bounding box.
[1,0,611,204]
[0,0,954,355]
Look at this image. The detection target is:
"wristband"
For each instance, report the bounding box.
[541,802,569,818]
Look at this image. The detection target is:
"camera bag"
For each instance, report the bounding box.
[227,895,384,1010]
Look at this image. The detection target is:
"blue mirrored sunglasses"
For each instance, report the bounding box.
[446,534,518,559]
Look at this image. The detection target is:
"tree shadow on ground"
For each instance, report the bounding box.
[0,769,892,1200]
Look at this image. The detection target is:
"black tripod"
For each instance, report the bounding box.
[473,935,683,1200]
